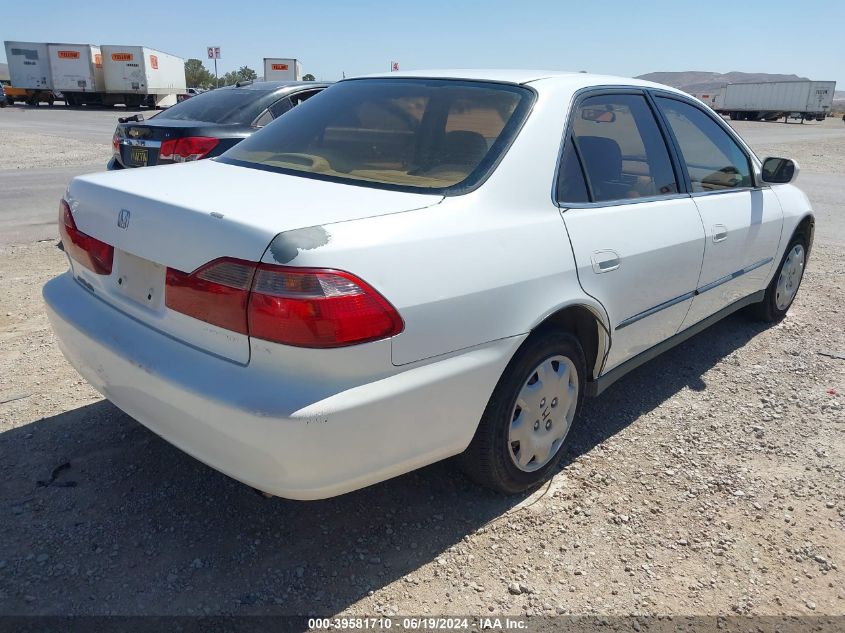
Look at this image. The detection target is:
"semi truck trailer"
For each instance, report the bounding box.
[4,40,56,104]
[263,58,302,81]
[4,41,51,89]
[101,46,186,107]
[716,80,836,122]
[4,40,186,107]
[48,43,105,105]
[692,90,724,111]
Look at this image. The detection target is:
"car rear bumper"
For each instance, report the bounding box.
[44,272,522,499]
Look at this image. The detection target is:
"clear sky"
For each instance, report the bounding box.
[2,0,843,86]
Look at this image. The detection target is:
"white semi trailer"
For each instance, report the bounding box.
[3,41,60,104]
[101,46,186,107]
[717,80,836,122]
[691,90,724,111]
[48,43,105,105]
[263,58,302,81]
[4,40,185,107]
[4,41,51,88]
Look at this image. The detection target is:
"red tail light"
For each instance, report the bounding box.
[165,259,254,334]
[112,132,120,156]
[58,199,114,275]
[248,265,404,348]
[165,258,403,348]
[160,136,219,162]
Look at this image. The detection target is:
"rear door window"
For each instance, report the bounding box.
[655,97,753,192]
[561,93,678,203]
[268,97,292,118]
[289,89,322,107]
[556,140,590,203]
[253,109,273,128]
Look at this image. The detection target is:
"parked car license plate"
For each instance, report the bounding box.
[130,147,148,166]
[114,251,165,309]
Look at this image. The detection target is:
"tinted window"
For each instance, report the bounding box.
[289,89,321,107]
[254,109,273,128]
[556,138,589,203]
[269,97,291,118]
[656,97,752,192]
[221,79,534,193]
[569,94,677,203]
[155,88,274,124]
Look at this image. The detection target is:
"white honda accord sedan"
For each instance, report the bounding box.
[44,70,814,499]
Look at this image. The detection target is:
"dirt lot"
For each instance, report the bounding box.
[0,109,843,619]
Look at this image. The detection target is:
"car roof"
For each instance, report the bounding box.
[352,69,683,94]
[226,80,331,91]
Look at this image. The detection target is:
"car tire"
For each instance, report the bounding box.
[459,329,586,495]
[751,233,807,322]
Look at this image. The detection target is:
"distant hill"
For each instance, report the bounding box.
[636,71,810,93]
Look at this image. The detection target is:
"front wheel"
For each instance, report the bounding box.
[751,234,807,322]
[459,330,585,494]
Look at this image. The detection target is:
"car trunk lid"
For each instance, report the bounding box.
[64,159,442,363]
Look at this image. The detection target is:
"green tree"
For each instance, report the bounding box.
[238,66,258,81]
[184,59,216,89]
[220,66,258,86]
[220,71,238,86]
[302,73,316,81]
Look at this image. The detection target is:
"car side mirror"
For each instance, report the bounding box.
[761,157,799,184]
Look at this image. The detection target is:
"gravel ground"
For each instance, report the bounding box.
[0,127,110,170]
[0,113,842,619]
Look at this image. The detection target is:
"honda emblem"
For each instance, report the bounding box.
[117,209,131,229]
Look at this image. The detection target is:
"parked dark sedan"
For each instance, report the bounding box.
[108,81,329,170]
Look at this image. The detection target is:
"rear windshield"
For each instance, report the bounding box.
[154,88,273,125]
[219,79,535,194]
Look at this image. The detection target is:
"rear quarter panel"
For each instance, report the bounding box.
[266,198,599,366]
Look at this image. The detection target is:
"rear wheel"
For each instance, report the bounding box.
[460,330,585,494]
[751,234,807,322]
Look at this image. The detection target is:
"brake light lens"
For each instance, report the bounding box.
[165,259,253,334]
[112,132,120,156]
[160,136,219,162]
[58,199,114,275]
[249,265,404,348]
[165,259,403,348]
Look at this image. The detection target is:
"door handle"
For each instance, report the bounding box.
[712,224,728,243]
[591,249,620,274]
